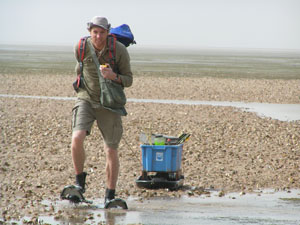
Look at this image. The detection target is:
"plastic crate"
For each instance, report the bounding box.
[141,144,183,172]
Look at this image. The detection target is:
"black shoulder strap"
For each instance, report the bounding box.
[108,34,117,73]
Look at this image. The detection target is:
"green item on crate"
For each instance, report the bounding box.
[154,135,165,145]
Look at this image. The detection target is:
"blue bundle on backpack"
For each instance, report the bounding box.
[110,24,136,47]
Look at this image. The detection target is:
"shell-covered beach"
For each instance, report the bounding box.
[0,47,300,222]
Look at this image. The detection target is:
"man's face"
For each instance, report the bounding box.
[90,26,108,49]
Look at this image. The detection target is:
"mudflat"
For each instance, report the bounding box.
[1,46,300,222]
[1,72,299,221]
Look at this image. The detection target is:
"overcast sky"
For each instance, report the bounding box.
[0,0,299,50]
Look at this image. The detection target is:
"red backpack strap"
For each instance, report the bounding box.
[108,34,117,72]
[78,37,88,77]
[74,37,88,89]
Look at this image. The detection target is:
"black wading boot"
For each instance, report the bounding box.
[104,188,115,204]
[60,172,89,203]
[76,172,87,193]
[104,188,128,209]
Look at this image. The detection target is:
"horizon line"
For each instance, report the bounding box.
[0,42,300,52]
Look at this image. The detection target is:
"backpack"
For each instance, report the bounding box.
[110,24,136,47]
[73,24,135,92]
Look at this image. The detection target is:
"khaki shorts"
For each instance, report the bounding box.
[72,99,123,149]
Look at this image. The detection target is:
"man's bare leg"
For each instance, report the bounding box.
[71,130,87,175]
[105,144,120,190]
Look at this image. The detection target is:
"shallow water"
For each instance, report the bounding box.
[128,98,300,122]
[1,94,299,122]
[18,189,300,225]
[1,45,300,79]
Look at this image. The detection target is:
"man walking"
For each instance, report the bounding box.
[71,16,133,204]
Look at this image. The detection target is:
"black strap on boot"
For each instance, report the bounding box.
[104,188,128,209]
[60,172,92,204]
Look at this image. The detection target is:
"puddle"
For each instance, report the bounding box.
[9,189,300,225]
[1,94,300,122]
[128,98,300,122]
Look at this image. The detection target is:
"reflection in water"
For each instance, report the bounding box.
[105,210,127,225]
[42,200,128,225]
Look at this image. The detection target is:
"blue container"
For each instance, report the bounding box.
[141,144,183,172]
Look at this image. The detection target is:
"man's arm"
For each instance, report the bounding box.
[115,43,133,88]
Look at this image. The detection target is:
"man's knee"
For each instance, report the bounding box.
[72,130,86,147]
[105,145,118,159]
[105,146,116,154]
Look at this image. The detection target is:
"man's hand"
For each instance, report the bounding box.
[100,64,116,80]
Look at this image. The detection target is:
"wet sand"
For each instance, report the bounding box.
[0,74,300,222]
[30,189,299,225]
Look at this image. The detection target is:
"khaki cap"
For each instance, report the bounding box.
[87,16,111,31]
